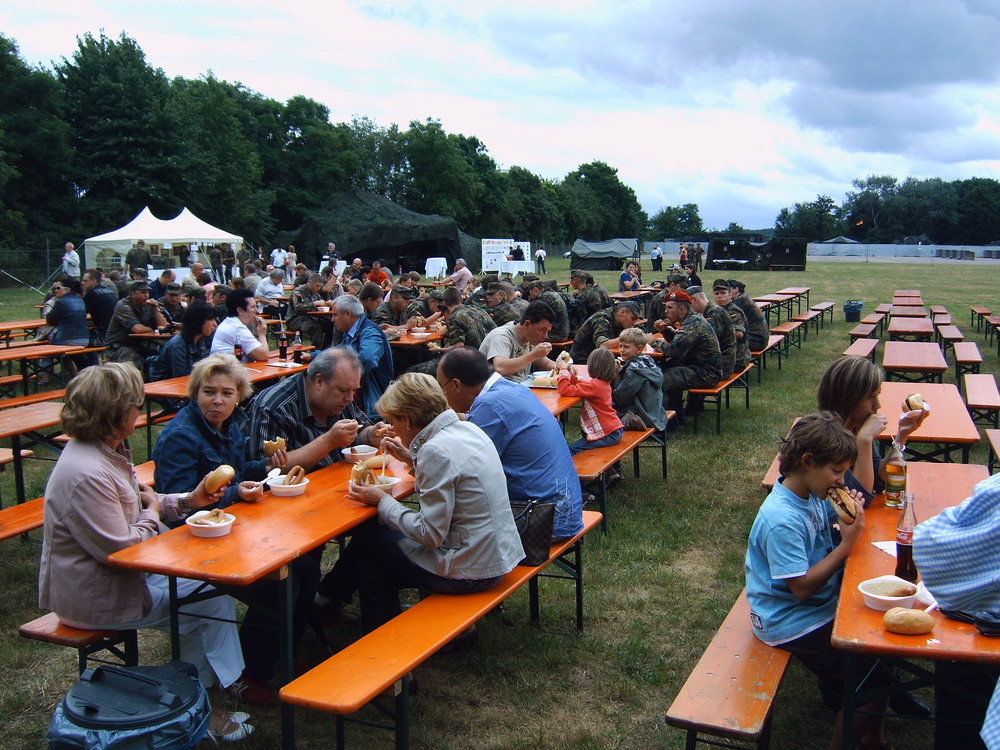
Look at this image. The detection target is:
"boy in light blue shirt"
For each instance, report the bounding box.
[745,411,892,750]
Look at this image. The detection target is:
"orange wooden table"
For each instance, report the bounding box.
[776,286,811,312]
[888,305,928,318]
[891,297,924,307]
[876,381,980,463]
[388,329,444,347]
[0,400,64,503]
[753,294,796,324]
[881,341,948,383]
[0,319,48,347]
[888,316,935,341]
[108,457,415,749]
[894,289,922,297]
[832,462,992,747]
[0,343,85,395]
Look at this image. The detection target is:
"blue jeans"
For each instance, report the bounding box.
[569,427,623,455]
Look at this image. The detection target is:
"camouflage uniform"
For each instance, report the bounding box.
[468,287,489,309]
[158,299,185,325]
[486,301,519,327]
[287,284,332,348]
[540,290,570,342]
[575,285,605,318]
[408,304,495,375]
[372,300,408,328]
[732,294,768,352]
[593,283,612,309]
[405,297,434,323]
[569,309,623,364]
[509,297,529,320]
[105,299,160,370]
[648,290,668,327]
[725,302,751,370]
[649,312,723,395]
[702,302,736,375]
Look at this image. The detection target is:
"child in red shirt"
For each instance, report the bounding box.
[557,348,624,455]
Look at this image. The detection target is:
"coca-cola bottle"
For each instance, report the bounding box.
[894,492,919,582]
[293,332,303,363]
[278,326,288,361]
[884,440,906,509]
[232,341,243,361]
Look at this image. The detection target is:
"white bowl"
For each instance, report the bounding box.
[316,306,330,312]
[351,475,400,489]
[411,327,427,333]
[858,575,919,611]
[342,445,378,463]
[411,332,430,339]
[266,475,310,497]
[185,511,235,537]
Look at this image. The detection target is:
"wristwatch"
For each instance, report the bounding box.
[176,492,191,515]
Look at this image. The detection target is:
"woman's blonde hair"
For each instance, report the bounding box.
[376,373,447,430]
[61,362,144,441]
[187,354,252,402]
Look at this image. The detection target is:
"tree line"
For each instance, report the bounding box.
[3,31,1000,271]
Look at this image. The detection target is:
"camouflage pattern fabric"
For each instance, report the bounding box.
[486,301,519,327]
[725,302,751,370]
[569,309,621,363]
[575,285,605,317]
[540,290,570,341]
[443,304,496,349]
[733,294,768,352]
[649,311,723,391]
[702,302,736,375]
[372,300,408,328]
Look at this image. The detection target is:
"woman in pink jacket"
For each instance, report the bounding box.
[556,347,624,455]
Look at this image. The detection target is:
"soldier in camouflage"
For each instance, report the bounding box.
[484,283,519,326]
[569,271,607,318]
[713,279,750,370]
[648,290,723,418]
[647,274,688,327]
[687,286,736,374]
[569,302,642,364]
[524,281,571,342]
[404,288,445,327]
[409,287,496,374]
[726,279,768,352]
[372,285,416,329]
[286,273,333,348]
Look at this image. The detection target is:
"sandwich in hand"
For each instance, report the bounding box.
[903,393,930,412]
[263,437,286,457]
[827,486,858,525]
[351,456,387,486]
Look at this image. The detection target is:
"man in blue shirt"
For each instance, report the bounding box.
[437,347,583,539]
[331,293,393,418]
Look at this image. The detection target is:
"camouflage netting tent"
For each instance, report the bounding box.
[280,190,467,272]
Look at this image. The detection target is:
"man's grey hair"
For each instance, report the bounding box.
[307,346,361,380]
[333,294,364,317]
[691,291,709,303]
[455,257,466,266]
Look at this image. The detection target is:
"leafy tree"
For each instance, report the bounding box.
[773,194,839,240]
[554,178,604,240]
[55,31,186,232]
[842,175,901,242]
[0,35,76,251]
[451,133,512,237]
[648,203,704,238]
[506,166,562,241]
[893,177,959,244]
[346,117,409,201]
[955,178,1000,245]
[399,118,480,226]
[563,161,646,238]
[170,75,274,242]
[723,221,747,234]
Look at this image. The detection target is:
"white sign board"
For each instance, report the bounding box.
[481,239,531,271]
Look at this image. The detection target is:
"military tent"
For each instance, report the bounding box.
[569,238,638,270]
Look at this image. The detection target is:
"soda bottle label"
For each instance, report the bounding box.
[895,529,913,545]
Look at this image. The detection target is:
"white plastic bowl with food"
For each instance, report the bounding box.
[266,475,310,497]
[411,327,427,333]
[185,509,236,538]
[341,445,378,463]
[858,575,919,611]
[410,332,430,339]
[316,306,330,312]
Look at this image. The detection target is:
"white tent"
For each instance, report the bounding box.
[82,207,243,270]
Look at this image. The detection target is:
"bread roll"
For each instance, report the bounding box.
[884,607,935,635]
[263,437,286,457]
[827,487,858,525]
[284,465,305,485]
[351,456,385,486]
[205,465,235,494]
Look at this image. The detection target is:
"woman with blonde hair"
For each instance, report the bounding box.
[322,373,523,633]
[39,362,253,741]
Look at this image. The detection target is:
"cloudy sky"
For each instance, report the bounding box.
[5,0,1000,229]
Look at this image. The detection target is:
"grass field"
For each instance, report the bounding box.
[0,259,996,749]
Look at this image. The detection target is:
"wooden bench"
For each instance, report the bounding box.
[750,334,784,383]
[986,429,1000,474]
[280,510,604,750]
[791,309,822,339]
[842,338,879,361]
[809,301,834,326]
[666,589,792,750]
[875,303,892,315]
[0,388,66,410]
[687,364,754,435]
[930,305,948,316]
[970,305,992,332]
[848,323,877,340]
[19,612,138,675]
[954,341,983,387]
[860,312,886,335]
[574,428,661,532]
[769,321,801,353]
[965,374,1000,429]
[933,313,952,327]
[936,324,964,356]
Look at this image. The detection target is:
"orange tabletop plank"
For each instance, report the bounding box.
[609,290,652,301]
[777,287,810,295]
[894,290,922,297]
[0,400,64,440]
[875,381,980,455]
[888,305,928,317]
[390,329,445,347]
[107,458,415,585]
[881,341,948,377]
[887,317,934,340]
[832,462,992,661]
[891,297,923,307]
[0,343,85,363]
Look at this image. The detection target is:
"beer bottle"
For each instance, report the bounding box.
[884,440,906,509]
[278,325,288,361]
[293,332,303,363]
[232,341,243,361]
[894,492,919,582]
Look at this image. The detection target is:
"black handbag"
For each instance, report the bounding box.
[511,499,555,567]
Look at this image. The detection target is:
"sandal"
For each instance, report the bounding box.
[208,714,254,744]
